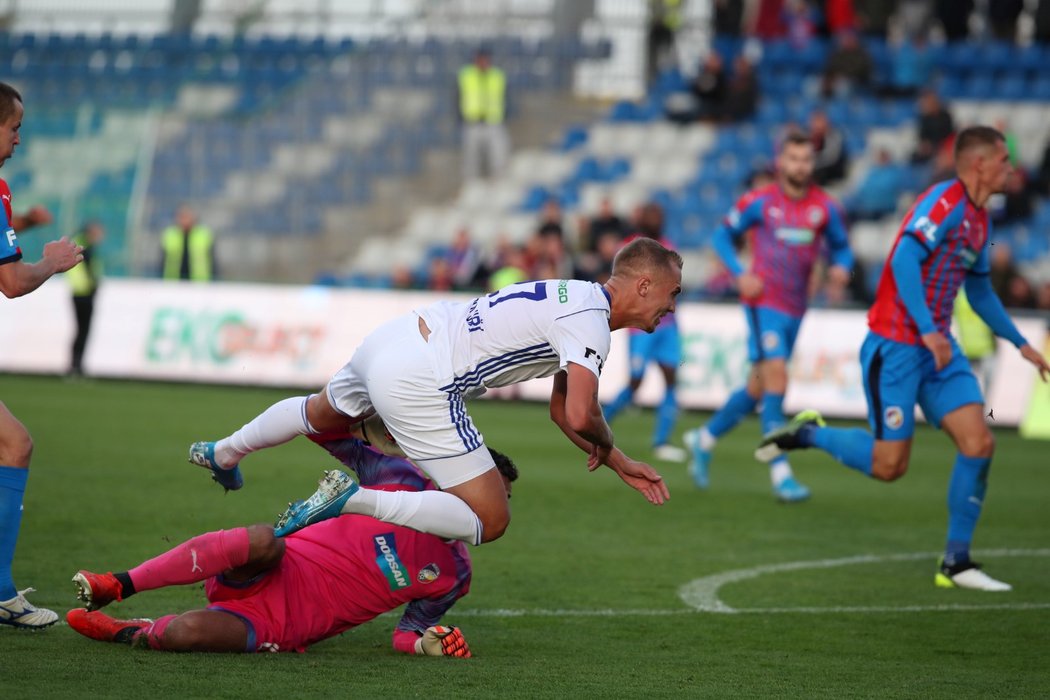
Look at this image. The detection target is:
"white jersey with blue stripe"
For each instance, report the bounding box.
[417,279,611,397]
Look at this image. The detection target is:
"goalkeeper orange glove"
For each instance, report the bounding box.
[415,625,472,657]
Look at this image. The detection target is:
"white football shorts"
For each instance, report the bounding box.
[325,312,495,488]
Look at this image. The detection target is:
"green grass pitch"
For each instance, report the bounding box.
[1,375,1048,698]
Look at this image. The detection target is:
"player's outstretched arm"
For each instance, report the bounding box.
[1019,344,1050,382]
[0,237,82,298]
[962,273,1048,380]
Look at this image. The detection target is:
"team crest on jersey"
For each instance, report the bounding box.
[418,563,440,584]
[884,406,904,430]
[762,331,780,351]
[807,205,825,227]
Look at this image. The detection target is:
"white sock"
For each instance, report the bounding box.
[698,427,717,451]
[770,460,793,487]
[214,396,315,468]
[342,488,483,545]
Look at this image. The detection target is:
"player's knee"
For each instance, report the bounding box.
[0,429,33,468]
[871,455,908,482]
[478,508,511,543]
[163,615,207,651]
[246,525,284,568]
[959,429,995,458]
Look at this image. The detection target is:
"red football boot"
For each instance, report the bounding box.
[72,570,124,611]
[66,608,151,644]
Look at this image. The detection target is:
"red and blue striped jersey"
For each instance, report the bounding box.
[0,179,22,265]
[718,183,852,317]
[868,179,991,344]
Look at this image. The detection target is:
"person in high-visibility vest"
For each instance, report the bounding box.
[953,286,997,392]
[458,49,509,180]
[67,220,104,376]
[160,205,216,281]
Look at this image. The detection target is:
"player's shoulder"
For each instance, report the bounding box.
[740,183,776,207]
[809,185,843,209]
[916,179,967,215]
[0,178,9,197]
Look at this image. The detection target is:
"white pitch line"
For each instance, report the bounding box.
[678,548,1050,614]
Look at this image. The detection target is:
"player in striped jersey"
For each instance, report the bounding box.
[188,238,680,546]
[683,131,854,502]
[759,126,1050,590]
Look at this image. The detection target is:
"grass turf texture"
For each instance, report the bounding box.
[1,374,1048,699]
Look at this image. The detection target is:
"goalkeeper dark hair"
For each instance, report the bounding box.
[0,82,22,124]
[488,447,519,483]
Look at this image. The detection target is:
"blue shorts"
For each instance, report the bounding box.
[860,331,983,440]
[744,306,803,363]
[628,324,681,379]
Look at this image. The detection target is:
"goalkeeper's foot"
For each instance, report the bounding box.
[66,608,152,644]
[935,557,1012,592]
[274,470,359,537]
[189,441,243,492]
[72,570,123,611]
[755,410,826,463]
[0,588,59,629]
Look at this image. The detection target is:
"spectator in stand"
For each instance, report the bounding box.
[1036,135,1050,195]
[810,109,849,186]
[724,56,759,121]
[446,227,483,290]
[487,244,529,291]
[845,148,904,220]
[426,257,454,292]
[531,228,574,280]
[536,198,565,240]
[713,0,745,36]
[993,119,1020,166]
[1037,0,1050,44]
[897,0,931,38]
[855,0,897,37]
[680,51,728,123]
[390,264,416,290]
[580,196,628,250]
[934,0,973,41]
[1035,281,1050,312]
[912,89,954,164]
[991,169,1034,226]
[1005,274,1037,309]
[647,0,683,87]
[825,0,858,35]
[878,33,931,98]
[821,30,873,98]
[784,0,818,46]
[987,0,1024,42]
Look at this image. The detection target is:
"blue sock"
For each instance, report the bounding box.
[760,392,785,435]
[653,387,678,447]
[808,427,874,476]
[707,387,758,439]
[602,384,636,423]
[944,454,990,567]
[0,466,29,600]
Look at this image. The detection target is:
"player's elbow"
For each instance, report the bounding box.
[0,282,24,299]
[564,404,593,436]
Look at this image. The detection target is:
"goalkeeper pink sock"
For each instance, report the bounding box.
[215,396,316,468]
[140,614,178,651]
[128,528,250,592]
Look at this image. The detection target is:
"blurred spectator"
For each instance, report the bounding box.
[724,56,759,121]
[855,0,897,37]
[784,0,818,46]
[1036,281,1050,312]
[458,49,509,181]
[160,204,216,281]
[536,198,565,239]
[821,30,873,97]
[668,51,727,124]
[446,227,483,289]
[487,245,529,291]
[810,110,849,185]
[579,196,628,253]
[427,257,454,292]
[390,264,416,290]
[934,0,973,41]
[1037,0,1050,44]
[991,170,1034,226]
[647,0,683,87]
[897,0,931,37]
[912,89,954,164]
[1035,136,1050,195]
[1004,274,1036,309]
[987,0,1023,42]
[754,0,787,39]
[845,148,904,220]
[878,34,931,97]
[712,0,745,36]
[531,229,574,280]
[993,118,1020,166]
[67,220,104,377]
[989,242,1019,298]
[824,0,858,36]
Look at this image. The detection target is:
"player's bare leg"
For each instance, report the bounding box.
[152,610,251,652]
[869,439,913,481]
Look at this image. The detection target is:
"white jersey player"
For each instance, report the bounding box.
[189,238,683,545]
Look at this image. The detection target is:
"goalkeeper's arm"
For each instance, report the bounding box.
[391,626,472,657]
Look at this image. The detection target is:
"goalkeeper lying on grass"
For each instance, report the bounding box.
[67,431,517,655]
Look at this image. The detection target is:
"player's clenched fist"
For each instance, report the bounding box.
[415,625,472,657]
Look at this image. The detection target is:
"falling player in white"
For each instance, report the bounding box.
[189,238,681,545]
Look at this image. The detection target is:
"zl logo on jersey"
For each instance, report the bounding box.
[913,216,938,242]
[584,347,605,374]
[5,228,16,249]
